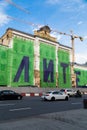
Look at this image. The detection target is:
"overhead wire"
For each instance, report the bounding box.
[7,15,83,41]
[4,0,71,37]
[4,0,83,40]
[5,0,30,15]
[5,0,43,29]
[7,15,42,29]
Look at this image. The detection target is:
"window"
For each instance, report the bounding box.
[53,91,59,94]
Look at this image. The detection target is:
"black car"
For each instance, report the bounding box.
[0,90,23,100]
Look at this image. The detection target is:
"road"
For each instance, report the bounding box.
[0,95,86,122]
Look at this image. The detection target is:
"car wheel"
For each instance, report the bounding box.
[65,96,68,101]
[17,96,22,100]
[44,98,47,101]
[51,97,55,101]
[1,97,4,100]
[68,94,70,97]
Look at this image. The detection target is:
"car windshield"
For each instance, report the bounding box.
[46,92,52,94]
[9,91,15,94]
[53,91,63,95]
[60,89,65,92]
[67,90,72,92]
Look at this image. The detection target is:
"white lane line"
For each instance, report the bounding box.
[0,104,15,106]
[9,107,31,111]
[71,102,82,105]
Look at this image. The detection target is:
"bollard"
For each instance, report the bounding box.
[83,99,87,108]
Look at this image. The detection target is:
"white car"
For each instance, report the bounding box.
[41,91,69,101]
[60,89,76,97]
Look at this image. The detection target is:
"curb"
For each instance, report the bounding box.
[21,92,87,97]
[21,93,42,97]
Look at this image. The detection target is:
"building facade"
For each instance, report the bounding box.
[0,26,87,88]
[74,63,87,87]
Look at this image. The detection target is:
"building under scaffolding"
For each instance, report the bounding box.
[0,26,87,88]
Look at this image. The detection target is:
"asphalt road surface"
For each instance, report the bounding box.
[0,95,86,123]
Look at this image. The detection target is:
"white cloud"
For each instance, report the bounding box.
[83,35,87,40]
[0,1,10,27]
[46,0,81,5]
[50,32,62,41]
[75,53,87,64]
[46,0,86,13]
[77,21,83,25]
[0,12,9,27]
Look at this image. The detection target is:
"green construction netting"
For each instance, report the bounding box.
[58,49,71,88]
[0,46,8,85]
[8,37,34,87]
[0,37,87,88]
[40,43,56,88]
[74,68,87,86]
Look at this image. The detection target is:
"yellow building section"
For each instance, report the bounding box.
[34,26,57,42]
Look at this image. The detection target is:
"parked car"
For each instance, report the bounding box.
[0,90,23,100]
[41,91,69,101]
[60,89,76,97]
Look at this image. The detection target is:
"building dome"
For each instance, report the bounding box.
[38,25,51,33]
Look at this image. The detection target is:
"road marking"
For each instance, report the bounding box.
[9,107,31,111]
[0,104,15,106]
[71,102,82,105]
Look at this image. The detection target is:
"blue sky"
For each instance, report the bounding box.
[0,0,87,64]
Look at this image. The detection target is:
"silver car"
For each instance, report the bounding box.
[41,91,69,101]
[60,89,76,97]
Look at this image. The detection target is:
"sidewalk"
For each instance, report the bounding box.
[0,109,87,130]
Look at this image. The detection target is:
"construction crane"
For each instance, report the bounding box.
[5,0,83,66]
[7,15,83,68]
[7,15,83,87]
[51,29,83,87]
[51,29,83,67]
[5,0,30,14]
